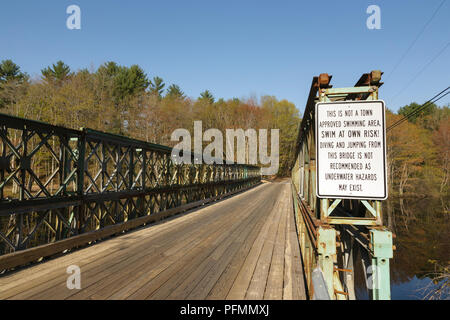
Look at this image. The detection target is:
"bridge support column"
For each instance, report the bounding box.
[369,229,393,300]
[317,226,336,299]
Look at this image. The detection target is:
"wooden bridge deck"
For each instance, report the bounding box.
[0,181,306,300]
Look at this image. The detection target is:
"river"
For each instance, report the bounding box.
[383,196,449,300]
[352,196,449,299]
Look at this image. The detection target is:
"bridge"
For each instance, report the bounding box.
[0,70,393,300]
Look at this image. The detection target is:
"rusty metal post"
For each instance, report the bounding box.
[317,226,336,299]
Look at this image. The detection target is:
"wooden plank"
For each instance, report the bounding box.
[2,194,235,299]
[21,201,233,300]
[139,190,265,300]
[1,184,270,298]
[0,183,259,271]
[0,199,218,290]
[77,200,243,300]
[69,232,207,300]
[126,224,233,299]
[90,183,272,300]
[286,190,307,300]
[206,199,271,300]
[164,193,268,300]
[0,182,306,301]
[226,185,281,299]
[0,236,123,290]
[103,200,255,300]
[283,190,294,300]
[264,186,289,299]
[190,191,273,300]
[244,186,285,300]
[108,226,226,300]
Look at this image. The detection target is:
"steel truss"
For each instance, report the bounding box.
[0,114,260,263]
[290,71,394,300]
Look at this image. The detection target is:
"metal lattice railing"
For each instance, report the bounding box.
[0,113,260,258]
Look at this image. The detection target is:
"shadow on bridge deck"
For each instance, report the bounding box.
[0,181,306,300]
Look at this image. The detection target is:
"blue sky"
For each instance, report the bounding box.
[1,0,449,113]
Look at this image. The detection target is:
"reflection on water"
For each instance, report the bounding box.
[384,196,449,300]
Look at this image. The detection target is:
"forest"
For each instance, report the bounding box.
[0,59,448,197]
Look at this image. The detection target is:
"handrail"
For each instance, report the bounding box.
[0,113,261,267]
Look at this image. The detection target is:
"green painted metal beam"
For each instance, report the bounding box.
[370,229,393,300]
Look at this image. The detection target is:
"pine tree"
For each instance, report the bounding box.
[166,84,184,99]
[96,62,149,102]
[113,64,149,101]
[199,90,214,104]
[149,76,165,98]
[41,60,72,84]
[0,59,28,108]
[0,59,27,83]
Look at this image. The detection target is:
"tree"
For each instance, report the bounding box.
[261,96,300,176]
[96,63,149,134]
[149,76,165,98]
[199,90,214,104]
[417,105,450,131]
[41,60,72,84]
[166,84,184,99]
[432,117,450,193]
[0,60,28,109]
[95,61,120,105]
[398,102,438,124]
[0,60,27,83]
[386,110,434,196]
[113,64,149,102]
[97,61,120,78]
[95,62,149,103]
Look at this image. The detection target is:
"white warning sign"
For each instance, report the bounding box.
[315,100,387,200]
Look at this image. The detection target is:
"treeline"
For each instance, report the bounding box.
[0,60,300,176]
[386,103,449,197]
[0,59,448,189]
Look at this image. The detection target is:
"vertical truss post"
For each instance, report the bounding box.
[116,147,121,192]
[370,229,393,300]
[76,132,85,195]
[76,131,86,235]
[16,128,29,250]
[317,226,336,299]
[376,200,382,225]
[320,199,329,220]
[101,142,105,192]
[318,78,333,223]
[0,127,5,200]
[129,148,134,190]
[60,136,67,195]
[342,231,356,300]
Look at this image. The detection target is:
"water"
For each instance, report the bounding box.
[385,196,449,300]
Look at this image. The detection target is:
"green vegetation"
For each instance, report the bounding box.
[41,60,72,84]
[387,104,449,197]
[0,59,448,184]
[0,59,301,176]
[0,59,28,108]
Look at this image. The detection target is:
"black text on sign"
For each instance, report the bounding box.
[315,100,387,200]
